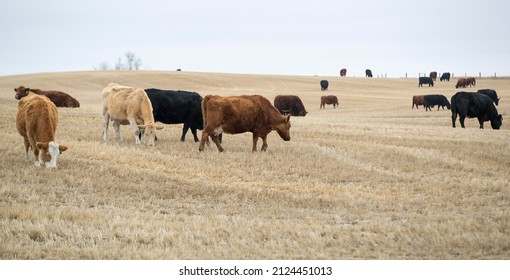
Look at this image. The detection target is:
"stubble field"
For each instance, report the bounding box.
[0,71,509,259]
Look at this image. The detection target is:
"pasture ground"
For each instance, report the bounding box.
[0,71,509,259]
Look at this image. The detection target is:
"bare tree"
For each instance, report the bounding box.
[94,61,110,71]
[114,57,124,70]
[124,52,142,70]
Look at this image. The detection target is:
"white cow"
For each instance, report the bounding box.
[102,83,163,145]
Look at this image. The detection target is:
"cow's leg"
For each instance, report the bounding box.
[200,127,224,152]
[252,133,259,152]
[199,129,209,151]
[103,113,110,142]
[260,135,269,152]
[23,138,31,160]
[478,118,484,129]
[459,116,466,128]
[113,121,123,141]
[128,120,141,144]
[181,123,190,142]
[191,127,200,142]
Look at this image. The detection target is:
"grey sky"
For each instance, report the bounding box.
[1,0,509,77]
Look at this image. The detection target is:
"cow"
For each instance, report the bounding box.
[14,86,80,108]
[429,71,438,81]
[455,78,468,89]
[320,95,339,109]
[102,83,163,146]
[274,95,308,116]
[440,72,451,81]
[451,92,502,129]
[419,77,434,87]
[199,95,291,152]
[365,69,373,77]
[412,95,425,109]
[320,80,329,91]
[477,89,500,105]
[423,94,451,111]
[16,91,68,168]
[466,77,476,87]
[340,68,347,77]
[144,88,205,142]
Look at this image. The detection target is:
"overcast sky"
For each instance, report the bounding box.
[1,0,509,77]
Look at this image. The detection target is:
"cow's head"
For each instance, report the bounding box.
[300,110,308,117]
[14,86,29,100]
[138,123,164,146]
[273,115,291,141]
[496,98,500,106]
[490,114,503,130]
[35,141,68,168]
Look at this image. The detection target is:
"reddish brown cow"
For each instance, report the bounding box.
[199,95,291,152]
[274,95,308,116]
[412,95,425,109]
[16,92,68,168]
[320,95,339,109]
[429,71,438,81]
[455,78,468,89]
[340,68,347,77]
[14,86,80,107]
[466,77,476,87]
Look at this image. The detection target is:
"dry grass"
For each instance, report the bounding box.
[0,71,509,259]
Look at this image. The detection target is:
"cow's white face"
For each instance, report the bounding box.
[36,141,68,168]
[138,123,164,146]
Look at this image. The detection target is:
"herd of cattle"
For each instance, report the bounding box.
[12,75,503,168]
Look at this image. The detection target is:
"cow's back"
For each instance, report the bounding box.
[17,93,58,141]
[103,84,147,122]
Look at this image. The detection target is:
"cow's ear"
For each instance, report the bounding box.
[59,145,68,152]
[36,142,48,150]
[285,115,290,123]
[137,125,146,129]
[25,88,30,94]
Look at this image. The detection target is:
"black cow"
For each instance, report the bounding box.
[365,69,373,77]
[440,72,451,81]
[477,89,500,106]
[320,80,329,91]
[451,92,502,129]
[144,88,204,142]
[419,77,434,87]
[423,94,451,111]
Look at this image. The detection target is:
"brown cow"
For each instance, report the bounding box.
[14,86,80,107]
[466,77,476,87]
[429,71,438,81]
[16,92,68,168]
[102,83,163,146]
[455,78,468,89]
[340,68,347,77]
[274,95,307,116]
[320,95,339,109]
[412,95,425,109]
[199,95,291,152]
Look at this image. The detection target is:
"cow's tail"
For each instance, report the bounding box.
[201,95,212,129]
[450,94,457,127]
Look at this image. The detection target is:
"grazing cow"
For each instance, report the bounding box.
[455,78,468,88]
[16,92,68,168]
[365,69,373,77]
[419,77,434,87]
[274,95,308,116]
[429,71,438,81]
[466,77,476,87]
[412,95,425,109]
[144,88,205,142]
[423,94,451,111]
[451,92,502,129]
[340,68,347,77]
[320,80,329,91]
[320,95,339,109]
[199,95,291,152]
[440,72,451,81]
[102,83,163,146]
[477,89,500,105]
[14,86,80,108]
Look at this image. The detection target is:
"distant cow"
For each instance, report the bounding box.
[440,72,451,81]
[423,94,451,111]
[429,71,438,81]
[320,80,329,91]
[412,95,425,109]
[199,95,291,152]
[451,92,502,129]
[274,95,308,116]
[14,86,80,108]
[320,95,339,109]
[477,89,500,105]
[340,68,347,77]
[16,92,68,168]
[144,88,205,142]
[365,69,373,77]
[102,83,163,146]
[466,77,476,87]
[455,78,468,88]
[419,77,434,87]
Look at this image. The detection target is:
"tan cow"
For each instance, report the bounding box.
[16,92,68,168]
[102,83,163,146]
[199,95,291,152]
